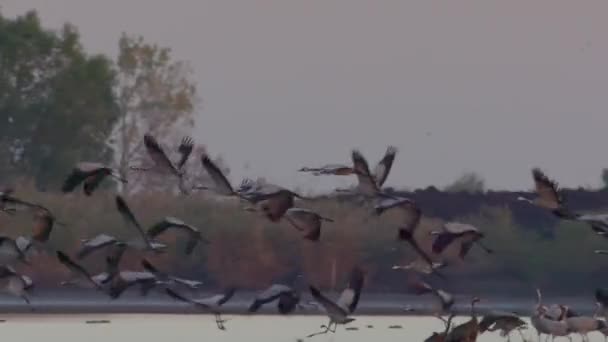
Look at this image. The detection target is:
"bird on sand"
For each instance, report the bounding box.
[165,287,236,330]
[306,267,365,338]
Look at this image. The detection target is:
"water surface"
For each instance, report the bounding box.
[0,314,603,342]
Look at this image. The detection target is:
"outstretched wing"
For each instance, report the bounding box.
[165,288,211,310]
[56,251,101,290]
[336,266,365,314]
[351,150,379,195]
[248,284,293,313]
[531,168,563,209]
[176,136,194,170]
[61,168,91,193]
[115,196,149,244]
[143,134,179,175]
[373,146,397,187]
[77,234,118,259]
[201,155,235,195]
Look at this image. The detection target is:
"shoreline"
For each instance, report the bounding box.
[0,291,600,316]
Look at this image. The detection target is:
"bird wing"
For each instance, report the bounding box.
[400,232,441,274]
[277,292,300,314]
[408,279,434,295]
[373,146,397,187]
[115,196,150,245]
[432,232,462,254]
[336,267,365,314]
[56,251,100,289]
[176,136,194,170]
[77,234,118,259]
[141,259,165,280]
[143,134,179,175]
[193,288,236,307]
[532,168,563,208]
[146,220,175,239]
[248,284,293,313]
[200,155,235,195]
[170,277,203,289]
[184,232,202,255]
[285,208,322,241]
[2,195,48,213]
[309,286,348,317]
[351,150,379,195]
[61,166,96,193]
[260,191,294,222]
[165,288,211,310]
[443,222,479,234]
[374,196,411,214]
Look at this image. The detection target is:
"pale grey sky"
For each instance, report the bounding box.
[3,1,608,193]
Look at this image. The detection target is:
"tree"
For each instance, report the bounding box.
[110,33,198,194]
[0,11,118,189]
[444,172,485,194]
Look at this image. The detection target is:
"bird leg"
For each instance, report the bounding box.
[214,313,226,330]
[475,240,494,254]
[307,320,332,338]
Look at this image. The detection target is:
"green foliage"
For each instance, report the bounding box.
[444,172,485,194]
[0,11,118,189]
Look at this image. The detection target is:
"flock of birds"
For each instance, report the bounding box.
[1,133,608,341]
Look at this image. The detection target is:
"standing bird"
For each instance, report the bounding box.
[446,297,481,342]
[283,208,333,241]
[165,287,236,330]
[518,168,575,219]
[248,284,301,314]
[425,314,455,342]
[146,217,209,255]
[306,267,365,338]
[56,251,103,290]
[130,134,192,194]
[431,222,493,259]
[596,288,608,318]
[0,265,33,305]
[62,162,127,196]
[564,304,605,342]
[409,279,454,314]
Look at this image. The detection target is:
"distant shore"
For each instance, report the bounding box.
[0,290,600,316]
